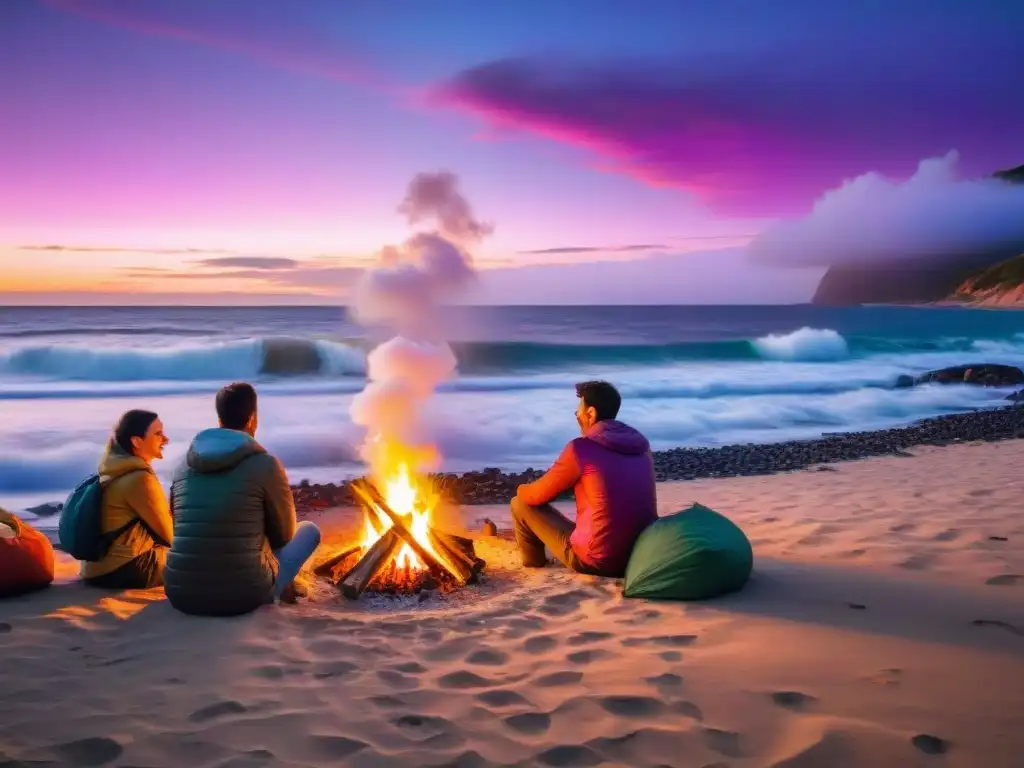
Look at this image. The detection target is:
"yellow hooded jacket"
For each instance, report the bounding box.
[82,441,174,580]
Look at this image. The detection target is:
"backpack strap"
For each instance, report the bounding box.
[99,468,168,548]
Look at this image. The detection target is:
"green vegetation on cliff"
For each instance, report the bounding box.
[955,253,1024,294]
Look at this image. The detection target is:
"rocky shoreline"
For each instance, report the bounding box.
[292,403,1024,512]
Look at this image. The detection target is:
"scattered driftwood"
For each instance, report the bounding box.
[340,529,401,600]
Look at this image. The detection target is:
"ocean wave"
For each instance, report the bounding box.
[0,337,367,381]
[0,326,214,339]
[0,378,1008,497]
[1,328,1023,384]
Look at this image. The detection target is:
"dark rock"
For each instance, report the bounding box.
[1006,389,1024,402]
[914,364,1024,387]
[290,404,1024,514]
[26,502,62,517]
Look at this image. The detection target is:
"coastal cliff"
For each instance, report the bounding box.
[811,163,1024,306]
[950,253,1024,307]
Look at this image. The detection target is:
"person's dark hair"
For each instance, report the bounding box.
[575,380,621,421]
[216,382,258,430]
[113,409,159,456]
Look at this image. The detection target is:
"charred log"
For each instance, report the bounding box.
[340,529,401,600]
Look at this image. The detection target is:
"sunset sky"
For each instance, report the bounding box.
[2,0,1022,305]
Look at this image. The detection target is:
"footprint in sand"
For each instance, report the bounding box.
[621,634,697,648]
[437,670,497,690]
[0,622,11,634]
[504,712,552,735]
[770,691,817,710]
[658,650,683,662]
[567,649,614,665]
[522,635,559,655]
[889,523,916,533]
[369,695,407,708]
[597,695,665,717]
[312,660,359,680]
[52,737,124,765]
[393,714,450,733]
[644,673,684,692]
[188,700,248,723]
[419,629,443,644]
[535,671,583,687]
[985,574,1021,586]
[534,744,603,767]
[898,553,935,571]
[465,648,509,666]
[566,631,613,646]
[376,670,420,690]
[933,528,961,542]
[250,664,287,680]
[423,636,480,662]
[477,689,532,708]
[912,734,950,755]
[391,661,428,674]
[703,728,744,758]
[838,548,867,559]
[673,701,704,720]
[539,589,592,617]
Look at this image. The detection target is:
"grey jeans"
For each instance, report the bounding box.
[510,497,595,574]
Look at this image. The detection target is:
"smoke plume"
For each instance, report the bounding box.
[398,170,493,244]
[349,172,491,478]
[748,151,1024,267]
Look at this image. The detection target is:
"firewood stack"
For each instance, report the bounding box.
[313,479,486,600]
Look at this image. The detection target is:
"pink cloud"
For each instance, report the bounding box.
[429,45,1024,216]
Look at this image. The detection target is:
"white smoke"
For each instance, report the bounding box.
[349,171,492,477]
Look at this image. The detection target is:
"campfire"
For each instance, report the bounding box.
[315,463,485,599]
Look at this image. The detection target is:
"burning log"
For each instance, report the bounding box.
[340,529,402,600]
[427,529,476,585]
[313,545,361,578]
[351,479,467,584]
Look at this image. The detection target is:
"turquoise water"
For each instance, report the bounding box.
[1,304,1022,511]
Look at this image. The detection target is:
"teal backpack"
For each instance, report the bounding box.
[58,472,141,561]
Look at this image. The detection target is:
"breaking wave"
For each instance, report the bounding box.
[1,328,1023,383]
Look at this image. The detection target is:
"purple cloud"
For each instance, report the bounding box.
[431,28,1024,215]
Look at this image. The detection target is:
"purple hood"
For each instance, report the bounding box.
[584,420,650,455]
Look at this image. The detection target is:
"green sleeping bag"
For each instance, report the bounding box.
[623,503,753,600]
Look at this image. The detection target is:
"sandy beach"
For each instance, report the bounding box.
[2,439,1023,767]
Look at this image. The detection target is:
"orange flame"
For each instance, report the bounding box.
[360,460,441,571]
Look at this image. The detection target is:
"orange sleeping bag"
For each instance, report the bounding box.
[0,508,55,598]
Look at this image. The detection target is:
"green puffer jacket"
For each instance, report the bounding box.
[166,428,296,616]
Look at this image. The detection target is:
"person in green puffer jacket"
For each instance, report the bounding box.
[165,382,321,616]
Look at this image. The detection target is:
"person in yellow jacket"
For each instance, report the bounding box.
[83,410,173,589]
